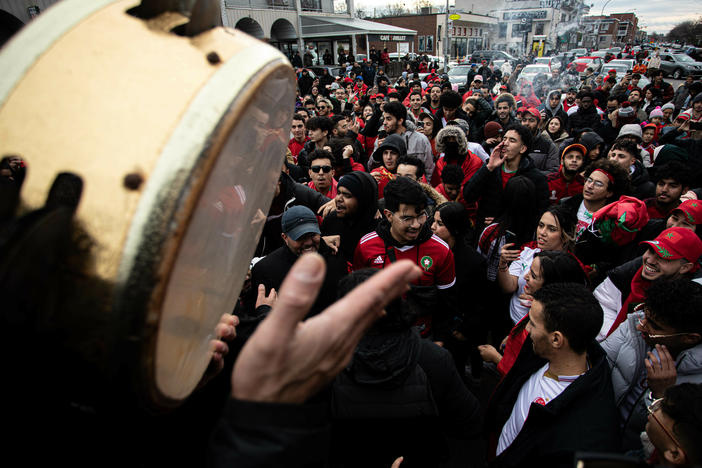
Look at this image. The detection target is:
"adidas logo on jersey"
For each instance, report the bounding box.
[373,255,384,264]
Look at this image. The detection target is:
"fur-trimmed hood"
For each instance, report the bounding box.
[435,125,469,156]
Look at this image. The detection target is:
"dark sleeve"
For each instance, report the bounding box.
[208,399,330,468]
[462,163,494,203]
[420,343,484,464]
[292,182,331,212]
[360,106,382,138]
[658,127,685,145]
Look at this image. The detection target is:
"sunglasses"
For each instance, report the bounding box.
[316,106,326,110]
[310,165,332,173]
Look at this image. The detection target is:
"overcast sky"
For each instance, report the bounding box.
[354,0,701,34]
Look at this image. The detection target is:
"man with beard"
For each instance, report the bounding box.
[561,87,578,113]
[644,71,675,104]
[381,101,435,181]
[463,124,549,226]
[353,177,458,342]
[518,107,559,174]
[594,227,702,342]
[488,93,518,128]
[645,161,690,220]
[246,206,347,318]
[567,91,602,133]
[426,84,442,115]
[486,283,620,466]
[546,143,586,205]
[408,91,426,121]
[601,278,702,450]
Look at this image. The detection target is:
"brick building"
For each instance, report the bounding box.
[367,9,497,60]
[610,12,638,45]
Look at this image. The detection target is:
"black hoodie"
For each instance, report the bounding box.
[321,171,379,263]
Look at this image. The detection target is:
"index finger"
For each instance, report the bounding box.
[323,260,421,341]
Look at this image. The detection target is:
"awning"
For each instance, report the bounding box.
[300,16,416,39]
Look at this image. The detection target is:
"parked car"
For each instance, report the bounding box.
[447,64,472,89]
[533,56,560,71]
[608,59,635,71]
[307,66,346,78]
[571,56,604,75]
[659,53,702,79]
[568,48,588,58]
[517,64,551,84]
[470,50,516,65]
[685,47,702,61]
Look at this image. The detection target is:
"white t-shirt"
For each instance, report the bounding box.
[575,200,593,241]
[508,246,540,324]
[497,363,580,455]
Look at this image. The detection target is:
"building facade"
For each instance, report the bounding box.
[455,0,589,55]
[367,9,497,60]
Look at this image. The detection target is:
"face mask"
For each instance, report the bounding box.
[444,141,459,156]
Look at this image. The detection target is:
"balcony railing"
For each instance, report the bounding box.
[225,0,295,11]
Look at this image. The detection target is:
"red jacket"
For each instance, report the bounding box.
[546,170,584,205]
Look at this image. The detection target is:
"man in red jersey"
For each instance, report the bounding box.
[288,115,309,162]
[353,177,458,342]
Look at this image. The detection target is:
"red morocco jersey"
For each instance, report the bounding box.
[352,231,456,289]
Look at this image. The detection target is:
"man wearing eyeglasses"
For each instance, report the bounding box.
[353,177,457,342]
[306,150,337,198]
[601,278,702,451]
[644,383,702,466]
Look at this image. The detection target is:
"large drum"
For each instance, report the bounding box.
[0,0,295,409]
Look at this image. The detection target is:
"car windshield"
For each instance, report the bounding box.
[534,58,550,64]
[574,58,590,63]
[524,65,550,73]
[448,66,470,76]
[674,54,694,62]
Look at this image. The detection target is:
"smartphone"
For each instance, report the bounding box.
[505,230,517,245]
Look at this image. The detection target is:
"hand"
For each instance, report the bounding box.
[391,457,404,468]
[371,171,383,182]
[646,344,677,399]
[518,292,534,307]
[499,242,520,265]
[317,198,337,217]
[484,217,495,226]
[485,137,498,145]
[342,145,354,159]
[255,284,277,308]
[486,140,507,171]
[680,119,691,133]
[478,344,502,364]
[434,341,444,347]
[231,254,422,403]
[200,313,240,385]
[322,235,340,254]
[349,119,360,135]
[680,190,698,202]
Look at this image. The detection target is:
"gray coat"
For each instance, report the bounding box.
[601,311,702,449]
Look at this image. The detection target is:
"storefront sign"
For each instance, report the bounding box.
[369,34,409,42]
[503,10,547,20]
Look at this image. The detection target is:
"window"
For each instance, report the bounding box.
[535,22,544,35]
[499,23,507,38]
[600,36,607,43]
[426,35,433,51]
[418,36,425,52]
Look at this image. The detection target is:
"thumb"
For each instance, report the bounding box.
[259,253,326,340]
[256,284,266,302]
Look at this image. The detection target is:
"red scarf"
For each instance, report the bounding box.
[607,265,650,337]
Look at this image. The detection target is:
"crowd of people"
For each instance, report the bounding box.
[205,50,702,468]
[212,47,702,466]
[4,47,702,468]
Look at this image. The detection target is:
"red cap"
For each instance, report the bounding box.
[671,200,702,226]
[641,227,702,263]
[520,106,541,120]
[608,69,617,73]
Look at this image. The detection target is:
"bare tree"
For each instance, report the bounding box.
[667,17,702,46]
[385,1,409,16]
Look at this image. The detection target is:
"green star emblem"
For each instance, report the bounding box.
[420,256,433,271]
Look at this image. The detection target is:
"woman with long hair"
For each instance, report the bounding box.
[431,202,487,378]
[479,250,588,376]
[542,115,569,145]
[496,205,577,325]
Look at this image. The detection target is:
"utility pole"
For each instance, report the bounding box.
[444,0,450,70]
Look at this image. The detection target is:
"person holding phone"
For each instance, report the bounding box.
[497,205,577,325]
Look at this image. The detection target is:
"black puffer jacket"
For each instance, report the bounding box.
[567,105,602,134]
[330,328,483,468]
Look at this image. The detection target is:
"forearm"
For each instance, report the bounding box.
[496,268,518,294]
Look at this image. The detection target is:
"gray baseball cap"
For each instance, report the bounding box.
[281,206,320,241]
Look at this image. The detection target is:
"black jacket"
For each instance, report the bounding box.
[330,328,483,468]
[485,340,621,468]
[630,160,655,200]
[567,105,602,134]
[463,156,549,224]
[246,240,347,318]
